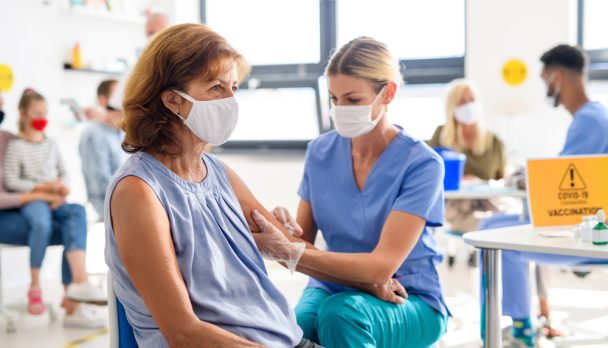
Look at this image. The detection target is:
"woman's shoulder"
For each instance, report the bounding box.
[484,130,504,149]
[0,130,15,141]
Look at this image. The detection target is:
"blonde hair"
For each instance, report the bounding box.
[440,79,491,156]
[122,23,250,156]
[325,37,402,92]
[18,88,45,132]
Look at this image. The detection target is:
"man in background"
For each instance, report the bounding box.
[79,80,126,220]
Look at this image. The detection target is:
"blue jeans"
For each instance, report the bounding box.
[0,201,87,285]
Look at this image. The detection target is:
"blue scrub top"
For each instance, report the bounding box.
[298,128,449,316]
[560,101,608,155]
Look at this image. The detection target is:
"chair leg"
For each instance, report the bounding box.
[0,306,16,333]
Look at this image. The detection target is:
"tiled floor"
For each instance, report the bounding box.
[1,233,607,348]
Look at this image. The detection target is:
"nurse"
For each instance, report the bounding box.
[252,36,449,348]
[480,44,608,347]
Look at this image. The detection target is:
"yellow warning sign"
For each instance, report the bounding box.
[0,64,14,92]
[502,59,527,86]
[527,156,608,227]
[559,164,587,191]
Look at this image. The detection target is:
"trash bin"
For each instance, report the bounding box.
[433,147,466,191]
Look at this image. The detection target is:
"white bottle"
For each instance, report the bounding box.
[580,216,596,243]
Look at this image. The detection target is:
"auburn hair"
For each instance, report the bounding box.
[121,23,249,155]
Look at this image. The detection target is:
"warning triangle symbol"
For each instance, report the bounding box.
[559,163,587,191]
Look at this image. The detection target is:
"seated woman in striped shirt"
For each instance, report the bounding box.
[2,88,105,324]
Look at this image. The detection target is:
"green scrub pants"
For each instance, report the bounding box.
[295,288,448,348]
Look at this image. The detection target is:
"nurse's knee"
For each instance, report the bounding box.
[317,293,370,334]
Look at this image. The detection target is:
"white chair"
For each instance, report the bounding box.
[0,244,57,333]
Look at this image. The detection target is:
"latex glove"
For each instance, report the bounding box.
[272,206,303,237]
[251,209,305,274]
[366,278,408,304]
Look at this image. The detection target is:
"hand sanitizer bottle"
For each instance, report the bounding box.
[581,216,595,243]
[592,210,608,246]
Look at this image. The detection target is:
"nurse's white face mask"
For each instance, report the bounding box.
[330,86,386,138]
[172,90,239,146]
[454,102,481,125]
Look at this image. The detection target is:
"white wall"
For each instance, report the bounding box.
[0,0,194,290]
[466,0,579,166]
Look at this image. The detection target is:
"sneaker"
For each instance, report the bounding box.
[27,287,46,315]
[63,304,106,329]
[66,281,108,305]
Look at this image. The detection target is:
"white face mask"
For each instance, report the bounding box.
[454,102,481,125]
[330,86,386,138]
[173,90,238,146]
[544,73,560,108]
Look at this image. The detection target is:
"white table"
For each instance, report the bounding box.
[444,186,526,200]
[464,225,608,347]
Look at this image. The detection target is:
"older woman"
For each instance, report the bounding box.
[105,23,333,348]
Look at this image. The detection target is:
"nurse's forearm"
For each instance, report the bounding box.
[298,249,392,285]
[294,264,377,291]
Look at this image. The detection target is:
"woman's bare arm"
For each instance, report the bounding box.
[224,163,407,303]
[111,176,263,348]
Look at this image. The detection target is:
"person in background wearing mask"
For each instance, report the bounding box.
[478,44,608,347]
[0,89,106,327]
[428,79,506,233]
[79,80,126,220]
[251,37,450,348]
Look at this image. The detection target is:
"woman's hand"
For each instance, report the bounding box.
[364,279,408,305]
[251,210,305,274]
[21,191,65,209]
[33,181,69,196]
[271,206,303,237]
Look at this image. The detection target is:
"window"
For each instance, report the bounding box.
[387,84,446,141]
[580,0,608,50]
[205,0,320,66]
[199,0,466,149]
[336,0,465,60]
[230,87,320,142]
[578,0,608,79]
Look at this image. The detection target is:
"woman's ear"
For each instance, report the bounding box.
[383,81,398,105]
[160,90,181,115]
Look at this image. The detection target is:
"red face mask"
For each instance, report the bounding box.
[31,119,48,132]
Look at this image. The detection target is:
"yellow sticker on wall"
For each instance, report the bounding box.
[502,59,527,86]
[0,64,14,92]
[527,156,608,227]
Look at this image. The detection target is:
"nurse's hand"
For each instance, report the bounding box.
[366,279,408,305]
[271,206,303,237]
[251,209,305,274]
